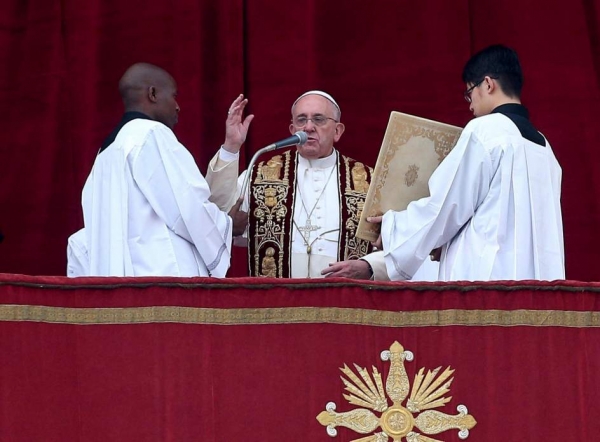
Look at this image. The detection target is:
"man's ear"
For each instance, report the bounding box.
[334,122,345,142]
[289,123,295,135]
[484,76,496,93]
[148,86,157,103]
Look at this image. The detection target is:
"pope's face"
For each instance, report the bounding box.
[289,95,344,160]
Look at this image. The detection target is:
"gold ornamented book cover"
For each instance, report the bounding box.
[357,112,463,242]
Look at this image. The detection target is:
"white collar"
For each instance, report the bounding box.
[298,149,337,170]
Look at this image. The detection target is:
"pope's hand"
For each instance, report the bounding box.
[322,259,372,279]
[223,94,254,154]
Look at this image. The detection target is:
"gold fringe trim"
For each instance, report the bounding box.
[0,305,598,328]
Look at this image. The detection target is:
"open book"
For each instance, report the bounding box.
[356,111,463,242]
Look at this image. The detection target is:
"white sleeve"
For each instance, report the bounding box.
[67,228,89,277]
[206,148,241,211]
[360,251,389,281]
[131,125,233,277]
[382,129,493,280]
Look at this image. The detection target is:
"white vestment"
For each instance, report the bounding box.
[67,228,89,277]
[382,113,564,281]
[210,150,345,278]
[208,149,397,280]
[292,153,347,278]
[70,119,232,277]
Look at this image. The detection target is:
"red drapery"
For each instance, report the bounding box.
[0,274,599,441]
[1,0,599,279]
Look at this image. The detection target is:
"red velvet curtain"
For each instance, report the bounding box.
[1,274,600,441]
[1,0,599,279]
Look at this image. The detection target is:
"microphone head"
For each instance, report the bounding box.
[295,131,308,146]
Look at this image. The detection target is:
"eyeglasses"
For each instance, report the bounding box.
[292,115,338,127]
[463,79,484,103]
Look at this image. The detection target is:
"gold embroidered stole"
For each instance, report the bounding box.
[248,149,374,277]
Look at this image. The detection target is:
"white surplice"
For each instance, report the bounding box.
[207,148,438,280]
[382,113,564,281]
[209,149,348,278]
[67,228,89,277]
[74,119,232,277]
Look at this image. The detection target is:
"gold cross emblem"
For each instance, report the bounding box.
[317,341,477,441]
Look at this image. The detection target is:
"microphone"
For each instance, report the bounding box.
[266,131,308,150]
[240,131,308,198]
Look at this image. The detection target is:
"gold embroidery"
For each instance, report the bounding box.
[344,196,371,260]
[357,200,365,222]
[258,155,284,182]
[264,187,278,208]
[252,151,292,277]
[404,164,419,187]
[343,156,374,260]
[317,341,477,441]
[251,151,374,276]
[371,122,461,212]
[351,162,370,193]
[260,247,277,277]
[0,305,598,327]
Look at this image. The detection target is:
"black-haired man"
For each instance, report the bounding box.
[369,45,564,281]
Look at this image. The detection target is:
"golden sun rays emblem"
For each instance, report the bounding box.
[317,342,477,442]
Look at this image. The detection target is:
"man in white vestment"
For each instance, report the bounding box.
[367,45,565,281]
[206,91,386,278]
[67,63,247,277]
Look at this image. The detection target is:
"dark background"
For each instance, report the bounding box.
[1,0,598,279]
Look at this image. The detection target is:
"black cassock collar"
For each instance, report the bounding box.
[491,103,546,147]
[98,111,153,154]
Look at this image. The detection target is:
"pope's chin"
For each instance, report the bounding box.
[297,144,322,159]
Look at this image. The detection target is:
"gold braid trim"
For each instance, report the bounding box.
[0,305,598,327]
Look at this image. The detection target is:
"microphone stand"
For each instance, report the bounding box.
[240,132,307,200]
[240,144,280,201]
